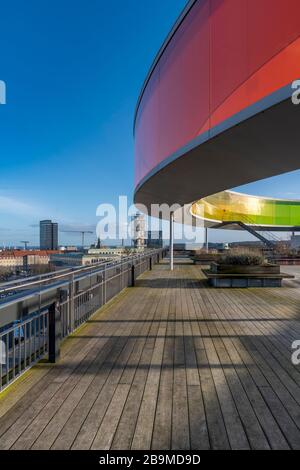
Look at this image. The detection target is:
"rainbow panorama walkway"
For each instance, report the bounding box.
[1,259,300,450]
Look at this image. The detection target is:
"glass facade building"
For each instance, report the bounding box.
[40,220,58,250]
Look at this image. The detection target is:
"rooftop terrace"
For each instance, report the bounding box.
[0,259,300,450]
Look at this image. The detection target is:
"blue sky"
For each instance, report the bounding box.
[0,0,299,246]
[0,0,187,246]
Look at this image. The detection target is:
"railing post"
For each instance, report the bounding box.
[48,301,61,363]
[69,273,75,333]
[131,264,135,287]
[149,256,152,271]
[104,265,107,304]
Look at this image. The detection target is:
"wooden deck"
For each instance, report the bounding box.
[1,260,300,450]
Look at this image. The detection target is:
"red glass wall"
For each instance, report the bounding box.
[135,0,300,188]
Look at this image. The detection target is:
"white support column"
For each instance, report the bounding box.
[170,211,174,271]
[205,227,209,253]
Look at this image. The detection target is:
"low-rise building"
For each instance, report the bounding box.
[0,250,60,271]
[50,253,84,267]
[50,252,115,268]
[88,247,144,256]
[59,246,78,252]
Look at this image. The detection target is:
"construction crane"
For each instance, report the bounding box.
[20,241,30,250]
[61,230,93,248]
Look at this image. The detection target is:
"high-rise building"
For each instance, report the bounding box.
[132,214,146,249]
[40,220,58,250]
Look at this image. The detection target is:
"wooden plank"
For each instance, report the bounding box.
[0,285,137,434]
[71,283,157,450]
[195,348,230,449]
[151,274,173,450]
[151,314,174,450]
[0,262,299,450]
[0,336,101,450]
[204,281,292,449]
[13,337,111,450]
[131,326,166,449]
[91,384,130,450]
[33,278,155,450]
[112,269,168,450]
[187,385,210,450]
[171,276,190,450]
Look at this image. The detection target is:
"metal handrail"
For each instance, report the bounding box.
[0,249,166,392]
[0,249,160,294]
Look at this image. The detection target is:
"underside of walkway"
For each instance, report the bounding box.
[1,260,300,450]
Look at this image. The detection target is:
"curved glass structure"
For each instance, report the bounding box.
[135,0,300,191]
[134,0,300,222]
[191,191,300,229]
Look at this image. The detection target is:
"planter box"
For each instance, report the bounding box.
[191,255,220,265]
[210,262,280,275]
[210,277,282,288]
[203,263,294,288]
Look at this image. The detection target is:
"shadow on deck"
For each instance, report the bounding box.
[0,262,300,450]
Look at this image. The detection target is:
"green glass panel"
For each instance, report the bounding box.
[191,191,300,227]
